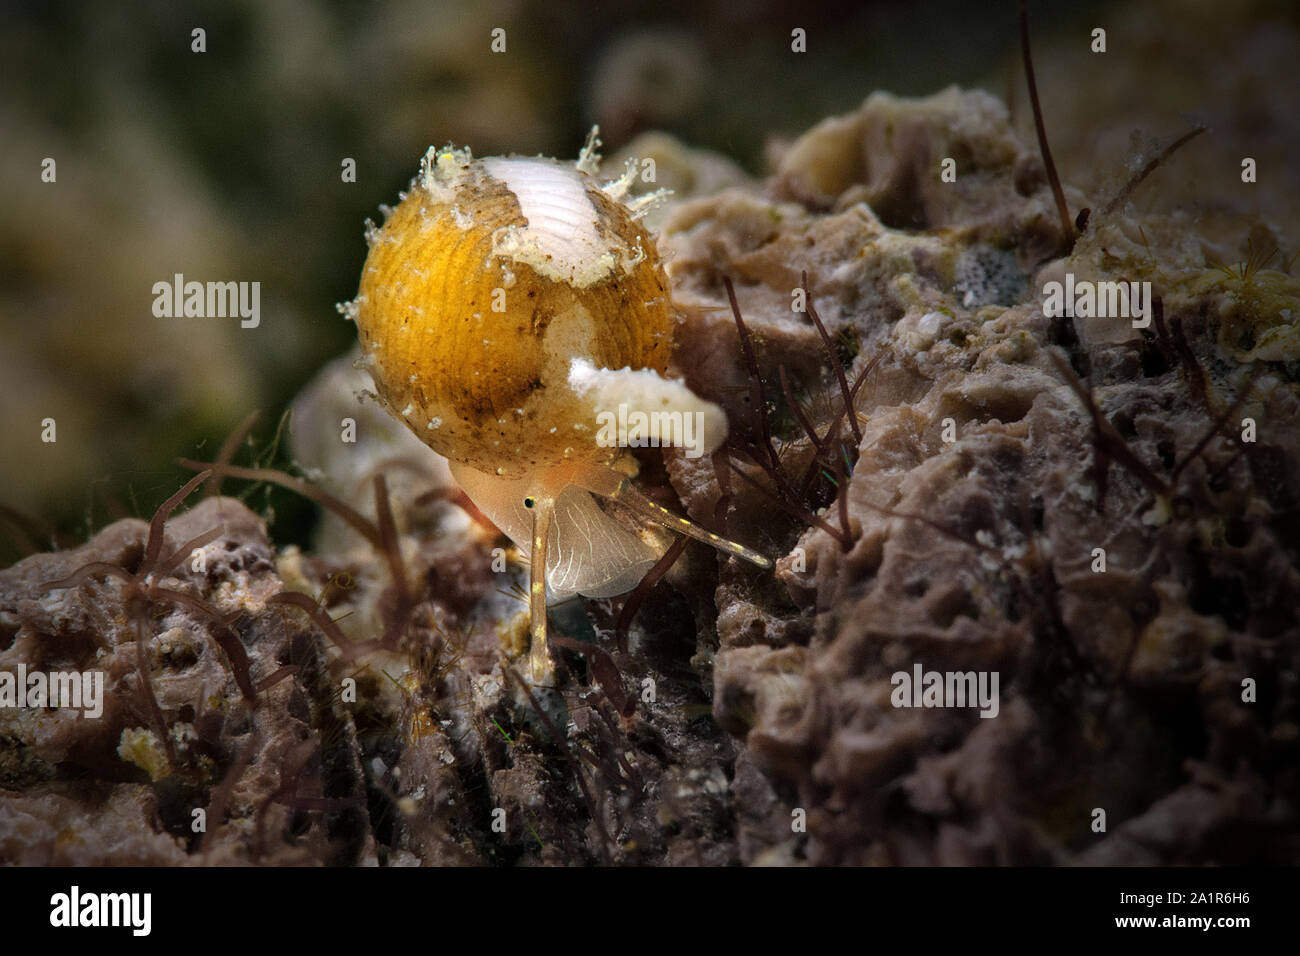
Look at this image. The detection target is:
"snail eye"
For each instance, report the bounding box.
[524,496,535,509]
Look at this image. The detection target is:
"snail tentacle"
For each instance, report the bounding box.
[572,463,772,570]
[528,494,556,682]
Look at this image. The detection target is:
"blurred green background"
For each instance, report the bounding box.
[2,0,1295,565]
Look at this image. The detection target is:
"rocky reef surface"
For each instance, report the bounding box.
[2,87,1297,865]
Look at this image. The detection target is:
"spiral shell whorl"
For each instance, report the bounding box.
[352,145,674,477]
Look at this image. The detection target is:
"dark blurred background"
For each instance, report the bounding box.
[2,0,1295,564]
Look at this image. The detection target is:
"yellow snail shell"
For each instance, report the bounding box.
[345,129,769,679]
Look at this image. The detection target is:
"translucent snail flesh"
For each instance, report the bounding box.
[345,129,769,679]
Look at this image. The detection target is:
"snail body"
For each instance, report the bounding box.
[347,130,769,678]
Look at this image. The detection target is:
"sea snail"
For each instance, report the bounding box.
[344,128,770,679]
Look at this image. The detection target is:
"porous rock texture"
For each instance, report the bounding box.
[1,87,1296,865]
[662,87,1299,865]
[0,497,372,864]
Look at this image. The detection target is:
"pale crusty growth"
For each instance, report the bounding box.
[568,357,728,456]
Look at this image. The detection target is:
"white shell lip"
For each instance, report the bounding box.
[411,135,663,290]
[481,156,619,288]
